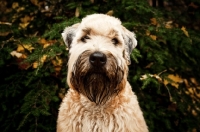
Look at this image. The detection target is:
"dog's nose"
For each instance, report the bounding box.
[89,52,107,66]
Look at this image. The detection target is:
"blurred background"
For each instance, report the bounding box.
[0,0,200,131]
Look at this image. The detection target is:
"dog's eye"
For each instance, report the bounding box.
[112,38,119,45]
[81,35,90,42]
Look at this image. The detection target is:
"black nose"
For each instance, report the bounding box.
[89,52,107,66]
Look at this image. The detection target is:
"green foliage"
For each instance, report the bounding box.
[0,0,200,132]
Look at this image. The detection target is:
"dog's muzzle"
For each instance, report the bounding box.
[70,50,124,105]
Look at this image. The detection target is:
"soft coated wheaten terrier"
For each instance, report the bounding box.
[57,14,148,132]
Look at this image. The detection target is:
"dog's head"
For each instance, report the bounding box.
[62,14,137,104]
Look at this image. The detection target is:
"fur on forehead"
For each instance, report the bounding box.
[79,14,122,37]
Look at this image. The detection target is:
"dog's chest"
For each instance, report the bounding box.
[74,104,134,132]
[57,88,147,132]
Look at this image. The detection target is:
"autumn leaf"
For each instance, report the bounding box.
[150,35,157,40]
[150,18,157,25]
[32,55,47,69]
[17,44,35,52]
[10,51,23,58]
[19,23,29,28]
[140,74,162,82]
[75,7,80,17]
[30,0,39,6]
[52,56,63,66]
[90,0,94,3]
[39,38,55,48]
[12,2,19,9]
[106,10,114,16]
[32,61,39,69]
[164,74,183,88]
[17,7,25,12]
[165,21,173,29]
[146,30,150,36]
[181,26,189,37]
[19,15,34,28]
[40,55,47,63]
[54,66,61,72]
[189,2,199,9]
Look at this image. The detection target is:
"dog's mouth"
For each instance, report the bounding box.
[71,71,121,105]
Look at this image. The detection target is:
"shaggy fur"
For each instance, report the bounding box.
[57,14,148,132]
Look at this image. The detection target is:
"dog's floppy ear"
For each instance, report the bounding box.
[61,23,80,48]
[122,27,137,65]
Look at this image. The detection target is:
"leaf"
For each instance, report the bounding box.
[75,7,80,17]
[19,22,29,28]
[165,21,173,29]
[32,55,47,69]
[164,74,183,88]
[40,55,47,63]
[150,35,157,40]
[32,62,38,69]
[17,44,35,53]
[189,2,199,9]
[150,18,157,25]
[181,26,189,37]
[12,2,19,9]
[146,30,150,36]
[90,0,94,3]
[19,15,34,29]
[52,56,63,67]
[39,38,55,48]
[106,10,114,16]
[10,51,22,58]
[17,7,25,12]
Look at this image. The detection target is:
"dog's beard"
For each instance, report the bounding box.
[70,51,124,105]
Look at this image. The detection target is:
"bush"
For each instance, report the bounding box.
[0,0,200,131]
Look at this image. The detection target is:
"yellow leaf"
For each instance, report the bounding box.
[17,7,25,12]
[19,22,29,28]
[54,66,62,76]
[52,56,63,66]
[30,0,39,6]
[10,51,22,58]
[150,35,157,40]
[181,26,189,37]
[90,0,94,3]
[33,56,47,68]
[39,38,55,48]
[164,74,183,88]
[33,62,39,69]
[189,2,199,9]
[146,30,150,36]
[150,18,157,25]
[106,10,114,16]
[17,44,34,52]
[165,21,173,29]
[12,2,19,9]
[20,15,34,23]
[43,43,50,48]
[75,7,80,17]
[39,38,47,44]
[40,55,47,63]
[54,66,61,72]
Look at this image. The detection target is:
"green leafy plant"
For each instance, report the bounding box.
[0,0,200,131]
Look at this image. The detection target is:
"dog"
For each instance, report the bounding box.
[57,14,148,132]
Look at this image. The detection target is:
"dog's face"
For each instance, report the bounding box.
[62,14,137,104]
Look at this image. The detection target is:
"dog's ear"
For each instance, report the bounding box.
[122,27,137,65]
[61,23,80,48]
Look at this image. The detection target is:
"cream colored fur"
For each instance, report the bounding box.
[57,14,148,132]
